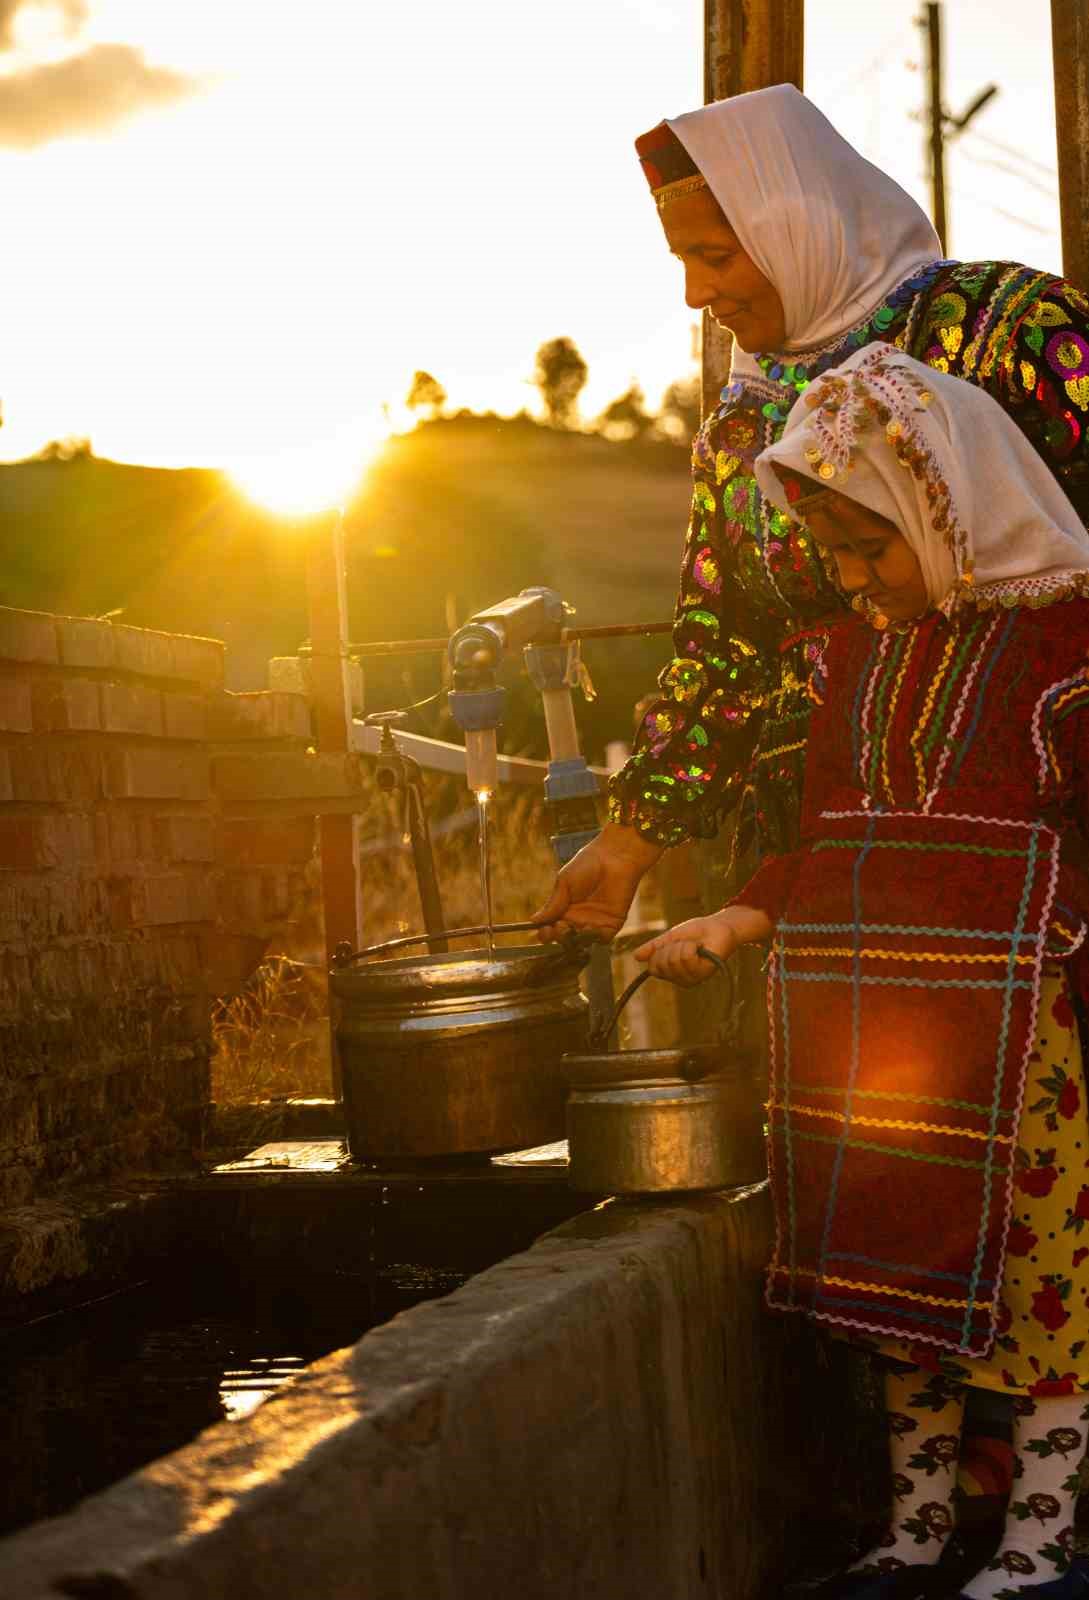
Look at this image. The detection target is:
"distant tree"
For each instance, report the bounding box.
[34,436,93,462]
[405,370,447,417]
[533,336,588,428]
[658,375,702,443]
[596,383,654,442]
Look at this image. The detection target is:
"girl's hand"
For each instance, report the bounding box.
[632,906,772,987]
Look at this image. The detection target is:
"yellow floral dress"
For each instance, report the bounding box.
[870,973,1089,1398]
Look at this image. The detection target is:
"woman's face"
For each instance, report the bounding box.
[801,490,930,623]
[660,189,786,353]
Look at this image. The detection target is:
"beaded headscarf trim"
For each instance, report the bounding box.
[798,354,971,602]
[778,349,1089,622]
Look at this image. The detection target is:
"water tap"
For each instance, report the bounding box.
[446,629,505,795]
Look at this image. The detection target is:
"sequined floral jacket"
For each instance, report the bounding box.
[730,600,1089,1006]
[608,261,1089,871]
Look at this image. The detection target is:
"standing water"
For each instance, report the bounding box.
[476,787,496,958]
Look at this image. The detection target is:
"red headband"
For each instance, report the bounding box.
[634,121,708,209]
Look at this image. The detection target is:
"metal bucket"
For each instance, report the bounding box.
[563,948,766,1194]
[331,940,589,1160]
[564,1045,765,1194]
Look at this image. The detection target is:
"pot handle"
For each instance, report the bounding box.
[589,945,733,1049]
[333,916,565,967]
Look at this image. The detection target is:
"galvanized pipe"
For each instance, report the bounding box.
[1051,0,1089,290]
[336,620,673,661]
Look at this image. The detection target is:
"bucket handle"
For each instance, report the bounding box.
[589,945,733,1049]
[333,915,580,968]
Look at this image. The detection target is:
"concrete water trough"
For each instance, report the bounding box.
[0,1105,873,1600]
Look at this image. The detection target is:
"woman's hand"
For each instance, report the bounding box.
[632,905,772,986]
[533,823,664,943]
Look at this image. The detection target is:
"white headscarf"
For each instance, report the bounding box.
[753,346,1089,614]
[666,84,941,358]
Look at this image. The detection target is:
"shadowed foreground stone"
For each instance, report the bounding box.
[0,1185,862,1600]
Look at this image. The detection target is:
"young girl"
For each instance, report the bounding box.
[635,345,1089,1600]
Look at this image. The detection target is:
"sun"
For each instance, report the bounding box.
[230,418,390,517]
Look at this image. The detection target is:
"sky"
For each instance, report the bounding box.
[0,0,1067,502]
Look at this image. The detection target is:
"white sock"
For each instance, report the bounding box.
[850,1365,966,1573]
[960,1394,1084,1600]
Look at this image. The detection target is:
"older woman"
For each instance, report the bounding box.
[536,84,1089,940]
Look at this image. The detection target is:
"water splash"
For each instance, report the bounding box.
[475,787,495,960]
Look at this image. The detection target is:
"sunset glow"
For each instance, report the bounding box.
[229,418,390,517]
[0,0,1065,470]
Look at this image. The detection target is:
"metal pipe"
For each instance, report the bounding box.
[1052,0,1089,290]
[335,620,673,661]
[353,720,611,786]
[540,687,581,763]
[371,717,448,951]
[701,0,804,415]
[405,779,447,952]
[564,621,673,642]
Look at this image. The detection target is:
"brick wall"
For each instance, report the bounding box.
[0,606,318,1208]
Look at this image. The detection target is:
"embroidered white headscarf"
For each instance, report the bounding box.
[753,346,1089,615]
[665,84,941,360]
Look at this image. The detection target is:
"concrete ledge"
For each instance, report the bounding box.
[0,1178,190,1328]
[0,1184,844,1600]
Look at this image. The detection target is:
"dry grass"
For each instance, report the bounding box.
[210,957,330,1108]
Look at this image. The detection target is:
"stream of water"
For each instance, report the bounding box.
[476,788,495,958]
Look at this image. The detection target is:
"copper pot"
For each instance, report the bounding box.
[332,927,590,1160]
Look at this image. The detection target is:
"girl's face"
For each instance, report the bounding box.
[801,491,930,624]
[660,188,786,354]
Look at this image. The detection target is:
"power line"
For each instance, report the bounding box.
[952,189,1056,237]
[919,2,997,253]
[966,126,1058,182]
[824,26,904,104]
[959,142,1059,202]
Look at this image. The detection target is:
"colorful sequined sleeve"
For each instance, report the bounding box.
[983,276,1089,522]
[606,441,774,847]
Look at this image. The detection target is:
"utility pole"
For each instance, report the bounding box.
[1051,0,1089,289]
[925,3,947,252]
[921,2,998,254]
[701,0,804,415]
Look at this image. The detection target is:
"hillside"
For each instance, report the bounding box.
[0,417,692,758]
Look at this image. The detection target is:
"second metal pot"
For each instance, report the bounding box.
[564,1045,765,1194]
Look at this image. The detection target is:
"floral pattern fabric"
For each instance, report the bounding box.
[872,974,1089,1397]
[608,262,1089,866]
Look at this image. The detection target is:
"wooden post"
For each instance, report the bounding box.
[305,510,363,969]
[1051,0,1089,290]
[700,0,804,413]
